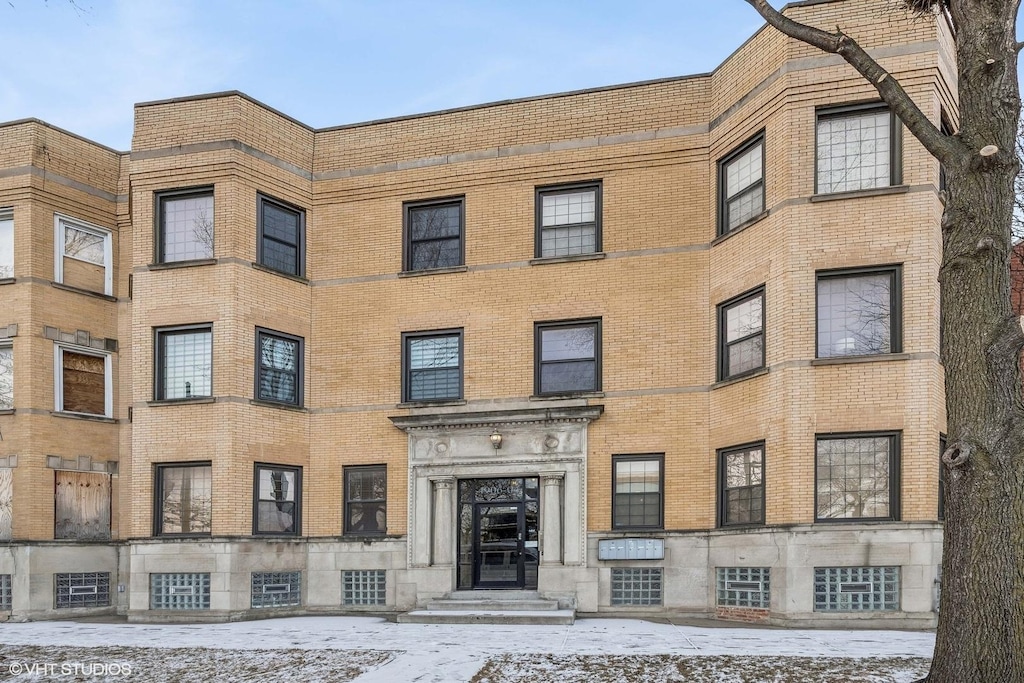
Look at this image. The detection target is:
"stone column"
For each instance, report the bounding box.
[540,472,564,565]
[431,477,455,566]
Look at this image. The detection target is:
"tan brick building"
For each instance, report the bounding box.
[0,0,953,626]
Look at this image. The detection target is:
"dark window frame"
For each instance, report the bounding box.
[534,318,602,396]
[154,186,215,264]
[254,327,304,407]
[717,131,765,235]
[716,285,766,381]
[401,328,464,403]
[257,193,306,277]
[611,453,665,530]
[815,264,902,359]
[154,324,213,401]
[402,196,465,273]
[153,461,213,537]
[252,463,302,536]
[534,180,603,258]
[814,102,902,195]
[717,442,766,528]
[814,431,901,523]
[344,464,387,535]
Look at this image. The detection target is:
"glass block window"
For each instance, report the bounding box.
[155,325,212,400]
[718,444,765,526]
[612,455,663,529]
[150,573,211,610]
[536,182,601,257]
[404,198,464,271]
[258,194,304,276]
[535,319,600,395]
[54,572,110,609]
[817,267,900,358]
[344,465,387,534]
[158,189,214,262]
[816,433,898,521]
[718,135,764,233]
[0,574,12,611]
[816,106,895,194]
[814,566,900,612]
[256,329,303,406]
[717,567,770,608]
[610,568,663,606]
[717,287,764,380]
[403,330,462,402]
[342,570,386,606]
[251,571,301,608]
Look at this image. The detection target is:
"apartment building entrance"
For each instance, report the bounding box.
[457,477,539,590]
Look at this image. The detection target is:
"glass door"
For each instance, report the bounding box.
[474,503,523,588]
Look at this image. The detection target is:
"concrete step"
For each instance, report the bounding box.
[396,609,575,626]
[426,599,558,611]
[445,590,542,601]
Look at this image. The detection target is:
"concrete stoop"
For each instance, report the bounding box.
[397,590,575,625]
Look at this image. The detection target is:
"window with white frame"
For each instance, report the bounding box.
[0,208,12,279]
[54,345,112,417]
[816,104,898,194]
[54,215,112,295]
[0,342,11,409]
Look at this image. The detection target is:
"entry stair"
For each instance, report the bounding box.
[396,590,575,625]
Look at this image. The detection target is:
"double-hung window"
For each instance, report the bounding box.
[253,464,301,535]
[155,462,212,535]
[0,208,13,279]
[255,328,303,407]
[404,197,464,272]
[258,194,305,277]
[815,432,899,522]
[54,215,112,295]
[535,319,601,395]
[718,134,764,234]
[156,188,214,263]
[718,443,765,526]
[0,341,11,410]
[54,345,112,418]
[816,266,901,358]
[612,455,664,529]
[155,325,212,400]
[344,465,386,534]
[816,104,900,194]
[535,182,601,258]
[717,287,764,380]
[402,330,463,403]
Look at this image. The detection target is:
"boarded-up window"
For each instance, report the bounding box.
[59,349,107,416]
[156,464,212,535]
[55,471,111,540]
[0,469,11,540]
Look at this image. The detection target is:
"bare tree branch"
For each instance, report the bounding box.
[745,0,965,167]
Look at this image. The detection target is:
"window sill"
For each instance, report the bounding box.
[711,211,769,246]
[342,533,389,541]
[147,397,216,407]
[147,258,217,271]
[712,367,768,389]
[0,277,15,286]
[809,185,909,203]
[0,408,14,416]
[51,411,116,424]
[51,281,117,302]
[530,391,604,401]
[252,531,302,538]
[812,518,900,525]
[397,399,467,408]
[529,252,606,266]
[811,353,910,366]
[398,265,468,278]
[250,399,308,412]
[251,262,309,284]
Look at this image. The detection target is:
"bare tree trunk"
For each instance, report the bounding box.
[744,2,1024,680]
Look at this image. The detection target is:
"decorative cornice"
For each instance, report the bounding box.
[389,405,604,431]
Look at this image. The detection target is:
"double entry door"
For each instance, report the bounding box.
[457,477,539,590]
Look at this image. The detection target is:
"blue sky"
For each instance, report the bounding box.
[0,1,764,150]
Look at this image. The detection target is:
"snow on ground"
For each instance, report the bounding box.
[0,616,935,682]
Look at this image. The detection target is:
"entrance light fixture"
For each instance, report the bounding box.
[489,428,503,449]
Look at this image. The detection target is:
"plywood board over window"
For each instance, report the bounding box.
[54,471,111,540]
[61,351,106,415]
[0,469,11,540]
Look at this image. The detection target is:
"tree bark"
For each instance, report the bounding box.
[744,2,1024,681]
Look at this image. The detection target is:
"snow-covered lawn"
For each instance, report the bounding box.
[0,616,934,682]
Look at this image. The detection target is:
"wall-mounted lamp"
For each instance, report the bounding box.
[489,428,503,450]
